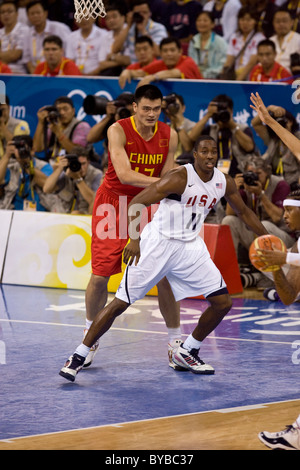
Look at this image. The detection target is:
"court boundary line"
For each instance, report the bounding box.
[0,318,298,345]
[1,398,299,444]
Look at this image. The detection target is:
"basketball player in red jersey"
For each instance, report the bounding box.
[84,85,179,368]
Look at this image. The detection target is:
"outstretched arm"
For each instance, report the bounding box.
[250,92,300,160]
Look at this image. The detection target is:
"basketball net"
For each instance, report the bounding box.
[74,0,106,22]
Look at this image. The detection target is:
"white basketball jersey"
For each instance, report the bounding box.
[150,164,226,241]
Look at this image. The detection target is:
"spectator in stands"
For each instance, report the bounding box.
[0,95,30,159]
[221,156,294,288]
[25,0,71,74]
[249,38,292,82]
[17,0,32,25]
[111,0,168,63]
[188,10,228,79]
[164,0,203,54]
[33,96,91,163]
[65,16,112,76]
[137,36,203,86]
[0,135,53,211]
[187,94,256,177]
[0,0,30,74]
[93,3,131,77]
[118,35,156,88]
[251,103,300,189]
[220,6,265,81]
[248,0,277,38]
[203,0,241,42]
[280,0,300,33]
[43,146,102,214]
[34,35,82,76]
[270,8,300,73]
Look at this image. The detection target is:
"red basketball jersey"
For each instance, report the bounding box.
[102,116,171,197]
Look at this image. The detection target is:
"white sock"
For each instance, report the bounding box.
[182,334,201,351]
[85,319,93,330]
[75,343,91,358]
[168,327,181,343]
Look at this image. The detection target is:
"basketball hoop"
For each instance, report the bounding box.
[74,0,106,22]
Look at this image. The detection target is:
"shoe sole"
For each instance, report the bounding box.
[169,363,189,372]
[173,356,215,375]
[59,370,76,382]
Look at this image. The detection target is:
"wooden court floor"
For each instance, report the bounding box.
[0,399,299,450]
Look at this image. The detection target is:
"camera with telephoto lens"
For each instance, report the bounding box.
[65,154,82,173]
[43,105,60,124]
[243,171,259,186]
[211,101,231,123]
[132,12,144,23]
[83,95,131,119]
[162,94,180,116]
[12,135,32,159]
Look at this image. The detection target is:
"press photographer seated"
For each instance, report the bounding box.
[43,146,102,214]
[0,135,52,211]
[33,96,91,164]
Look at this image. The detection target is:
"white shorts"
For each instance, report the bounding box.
[116,224,227,304]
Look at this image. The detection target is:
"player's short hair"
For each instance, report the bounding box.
[134,85,163,103]
[193,135,216,152]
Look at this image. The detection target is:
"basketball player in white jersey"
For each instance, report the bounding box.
[59,135,268,382]
[252,191,300,451]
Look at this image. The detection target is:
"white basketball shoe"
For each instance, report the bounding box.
[83,329,100,368]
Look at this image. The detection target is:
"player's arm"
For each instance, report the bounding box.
[224,174,268,236]
[160,128,178,176]
[250,92,300,160]
[107,122,160,187]
[124,166,187,265]
[273,258,300,305]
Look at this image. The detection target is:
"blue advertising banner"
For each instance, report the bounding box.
[1,74,299,154]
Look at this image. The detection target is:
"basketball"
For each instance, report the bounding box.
[249,234,287,272]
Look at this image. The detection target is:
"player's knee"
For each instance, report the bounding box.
[210,295,232,318]
[111,297,129,317]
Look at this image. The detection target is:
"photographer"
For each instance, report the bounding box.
[0,135,53,211]
[0,96,30,159]
[188,94,256,176]
[43,146,102,214]
[86,92,134,167]
[251,103,300,189]
[162,93,196,160]
[221,156,295,288]
[33,96,91,164]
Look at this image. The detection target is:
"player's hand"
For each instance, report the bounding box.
[123,239,141,266]
[253,247,287,270]
[250,92,270,125]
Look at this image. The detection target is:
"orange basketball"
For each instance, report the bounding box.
[249,234,287,272]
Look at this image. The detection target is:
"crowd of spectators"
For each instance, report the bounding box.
[0,0,298,81]
[0,0,300,294]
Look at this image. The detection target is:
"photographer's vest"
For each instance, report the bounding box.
[209,123,257,176]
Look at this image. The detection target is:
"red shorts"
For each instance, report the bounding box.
[91,186,155,277]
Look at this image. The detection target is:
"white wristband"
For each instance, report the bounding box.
[286,252,300,266]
